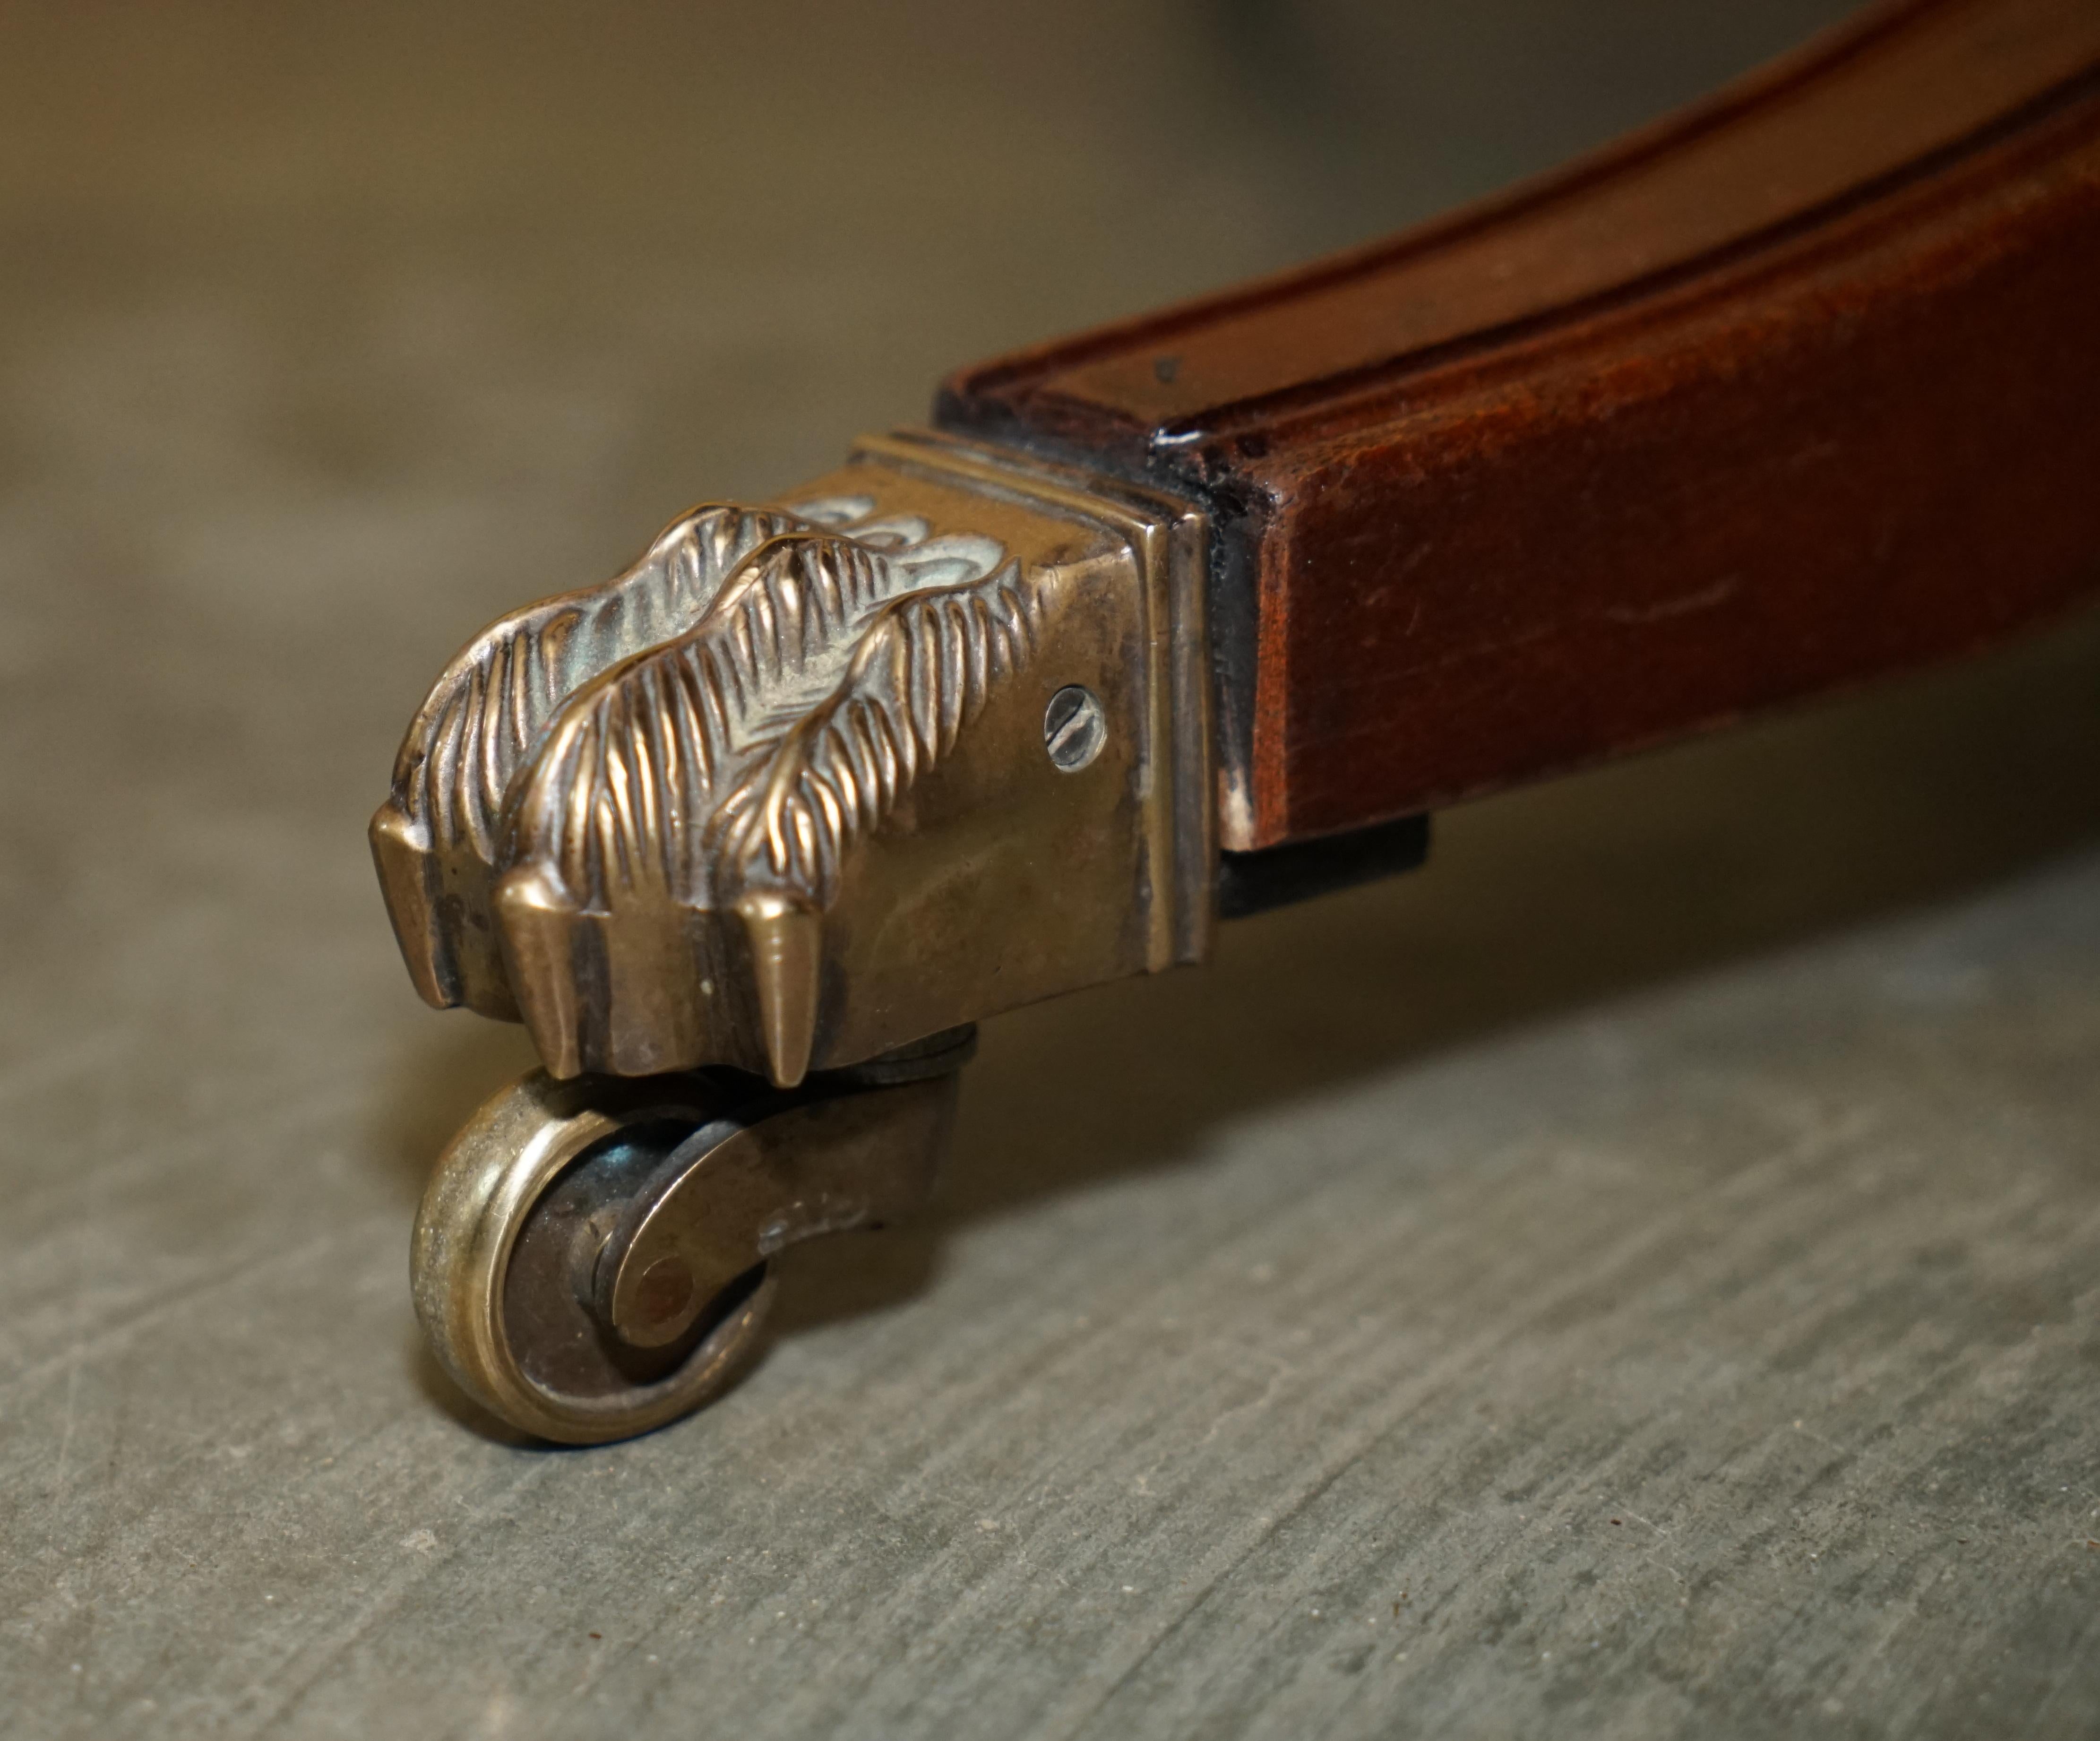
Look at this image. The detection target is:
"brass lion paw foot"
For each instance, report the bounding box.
[376,433,1213,1440]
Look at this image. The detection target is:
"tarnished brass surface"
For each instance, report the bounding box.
[410,1070,763,1443]
[372,431,1212,1087]
[596,1079,952,1349]
[412,1064,957,1444]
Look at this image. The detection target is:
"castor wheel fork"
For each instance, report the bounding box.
[590,1052,962,1348]
[410,1033,970,1445]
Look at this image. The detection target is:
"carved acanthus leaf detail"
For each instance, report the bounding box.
[496,529,1016,916]
[392,504,812,862]
[718,573,1041,905]
[369,491,892,1012]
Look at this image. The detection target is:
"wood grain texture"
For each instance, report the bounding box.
[941,0,2100,849]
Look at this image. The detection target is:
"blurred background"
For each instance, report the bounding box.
[7,3,2100,1736]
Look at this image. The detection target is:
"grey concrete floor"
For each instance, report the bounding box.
[4,2,2098,1736]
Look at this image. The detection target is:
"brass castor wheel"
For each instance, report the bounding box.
[410,1032,971,1444]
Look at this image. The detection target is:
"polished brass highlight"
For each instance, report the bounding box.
[374,430,1213,1087]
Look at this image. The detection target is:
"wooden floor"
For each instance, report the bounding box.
[4,3,2098,1736]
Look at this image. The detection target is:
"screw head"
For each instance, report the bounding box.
[1043,685,1106,772]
